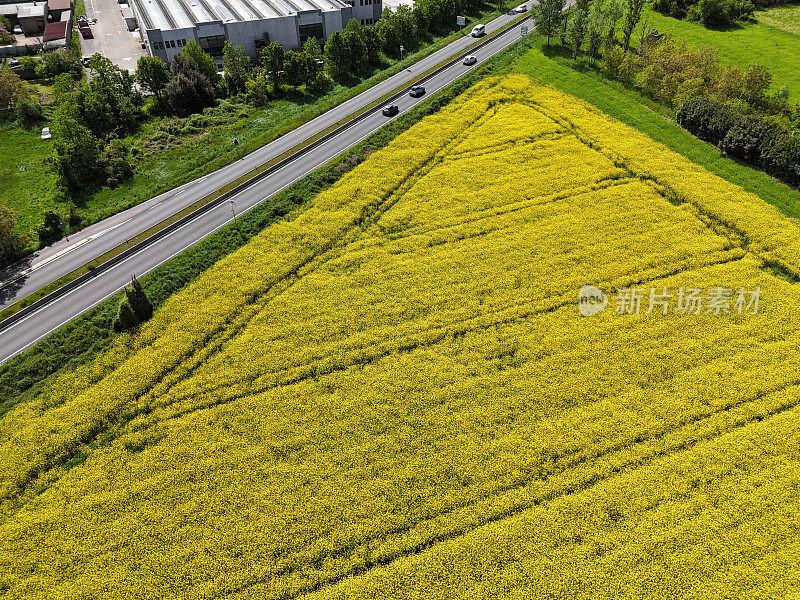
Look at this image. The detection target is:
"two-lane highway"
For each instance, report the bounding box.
[0,10,527,311]
[0,18,531,365]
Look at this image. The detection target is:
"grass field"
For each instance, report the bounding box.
[644,9,800,100]
[2,73,800,598]
[755,1,800,35]
[0,113,59,236]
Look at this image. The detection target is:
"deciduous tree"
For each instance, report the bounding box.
[621,0,645,52]
[222,41,251,96]
[0,68,25,110]
[533,0,567,47]
[182,41,220,85]
[568,8,588,58]
[136,55,170,99]
[261,42,285,90]
[284,50,305,90]
[587,0,606,64]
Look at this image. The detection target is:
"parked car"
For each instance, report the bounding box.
[7,58,20,69]
[382,104,400,117]
[470,24,485,37]
[40,127,52,140]
[13,24,23,34]
[409,85,425,98]
[514,2,527,11]
[463,55,477,66]
[81,56,92,67]
[79,26,93,38]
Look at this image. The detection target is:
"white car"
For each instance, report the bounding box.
[470,24,485,37]
[463,55,477,66]
[514,2,528,11]
[13,24,23,34]
[41,127,52,140]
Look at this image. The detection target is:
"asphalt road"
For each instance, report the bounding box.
[0,16,531,365]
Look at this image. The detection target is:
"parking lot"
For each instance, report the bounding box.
[79,0,146,71]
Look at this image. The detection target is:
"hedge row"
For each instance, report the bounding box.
[677,97,800,187]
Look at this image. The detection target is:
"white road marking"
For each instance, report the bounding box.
[86,218,133,242]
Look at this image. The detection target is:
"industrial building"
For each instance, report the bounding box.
[129,0,381,64]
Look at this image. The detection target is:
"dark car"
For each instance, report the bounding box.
[409,85,426,98]
[382,104,399,117]
[80,27,93,39]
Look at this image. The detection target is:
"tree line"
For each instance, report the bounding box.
[534,0,800,189]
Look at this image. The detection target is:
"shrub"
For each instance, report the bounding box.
[721,115,778,163]
[0,206,30,266]
[15,96,44,126]
[601,46,626,78]
[674,77,707,107]
[676,97,742,145]
[759,132,800,186]
[37,211,65,246]
[617,52,644,83]
[633,64,663,98]
[101,142,134,188]
[661,0,753,23]
[112,298,138,333]
[693,0,732,26]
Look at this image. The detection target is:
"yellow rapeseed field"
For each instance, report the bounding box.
[2,74,800,599]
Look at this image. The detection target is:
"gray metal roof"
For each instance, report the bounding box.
[132,0,346,29]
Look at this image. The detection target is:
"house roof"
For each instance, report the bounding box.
[43,20,68,40]
[17,3,47,17]
[48,0,72,10]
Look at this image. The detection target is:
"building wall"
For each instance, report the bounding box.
[145,26,195,62]
[19,12,46,35]
[227,15,301,58]
[136,0,372,64]
[351,0,379,26]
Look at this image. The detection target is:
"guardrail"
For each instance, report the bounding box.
[0,14,531,336]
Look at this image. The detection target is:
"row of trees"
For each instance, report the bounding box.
[533,0,646,57]
[134,0,491,110]
[533,0,781,112]
[533,0,799,186]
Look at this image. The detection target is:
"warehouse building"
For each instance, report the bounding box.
[129,0,381,64]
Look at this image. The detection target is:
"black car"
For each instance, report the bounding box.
[382,104,400,117]
[409,85,426,98]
